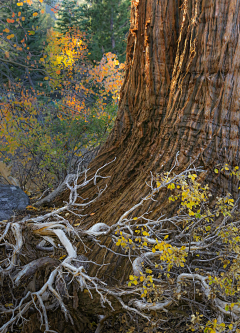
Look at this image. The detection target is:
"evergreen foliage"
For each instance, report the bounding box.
[55,0,82,34]
[55,0,131,63]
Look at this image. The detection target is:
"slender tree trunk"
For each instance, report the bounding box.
[110,6,116,50]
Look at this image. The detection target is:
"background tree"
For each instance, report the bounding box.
[0,5,125,193]
[56,0,131,62]
[0,0,53,90]
[55,0,82,34]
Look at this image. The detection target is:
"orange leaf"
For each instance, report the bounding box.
[56,70,61,74]
[6,34,14,39]
[33,12,38,17]
[5,51,9,58]
[41,9,44,14]
[12,13,15,17]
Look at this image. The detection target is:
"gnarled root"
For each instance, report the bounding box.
[1,162,240,332]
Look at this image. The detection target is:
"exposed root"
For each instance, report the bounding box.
[1,160,240,332]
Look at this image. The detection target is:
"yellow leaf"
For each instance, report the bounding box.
[133,217,138,220]
[26,205,38,210]
[188,209,195,216]
[5,51,9,58]
[142,231,149,236]
[33,12,38,17]
[214,169,218,174]
[59,255,66,260]
[17,2,23,6]
[44,77,49,80]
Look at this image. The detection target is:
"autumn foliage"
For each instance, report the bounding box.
[0,0,125,192]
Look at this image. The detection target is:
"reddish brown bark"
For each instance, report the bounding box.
[20,2,240,331]
[59,0,239,224]
[55,0,240,276]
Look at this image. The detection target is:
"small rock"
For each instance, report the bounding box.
[0,185,29,221]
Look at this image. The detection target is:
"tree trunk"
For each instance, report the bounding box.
[3,2,240,333]
[58,0,240,225]
[46,1,240,328]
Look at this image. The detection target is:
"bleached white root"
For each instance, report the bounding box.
[176,274,240,319]
[0,223,23,275]
[0,159,136,332]
[0,161,239,332]
[34,174,77,207]
[132,272,240,319]
[14,257,59,286]
[131,299,172,312]
[0,222,10,243]
[36,239,54,252]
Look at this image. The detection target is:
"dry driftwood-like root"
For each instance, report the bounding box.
[0,158,240,332]
[0,159,146,333]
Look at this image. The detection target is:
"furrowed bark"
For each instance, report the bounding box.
[56,0,240,230]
